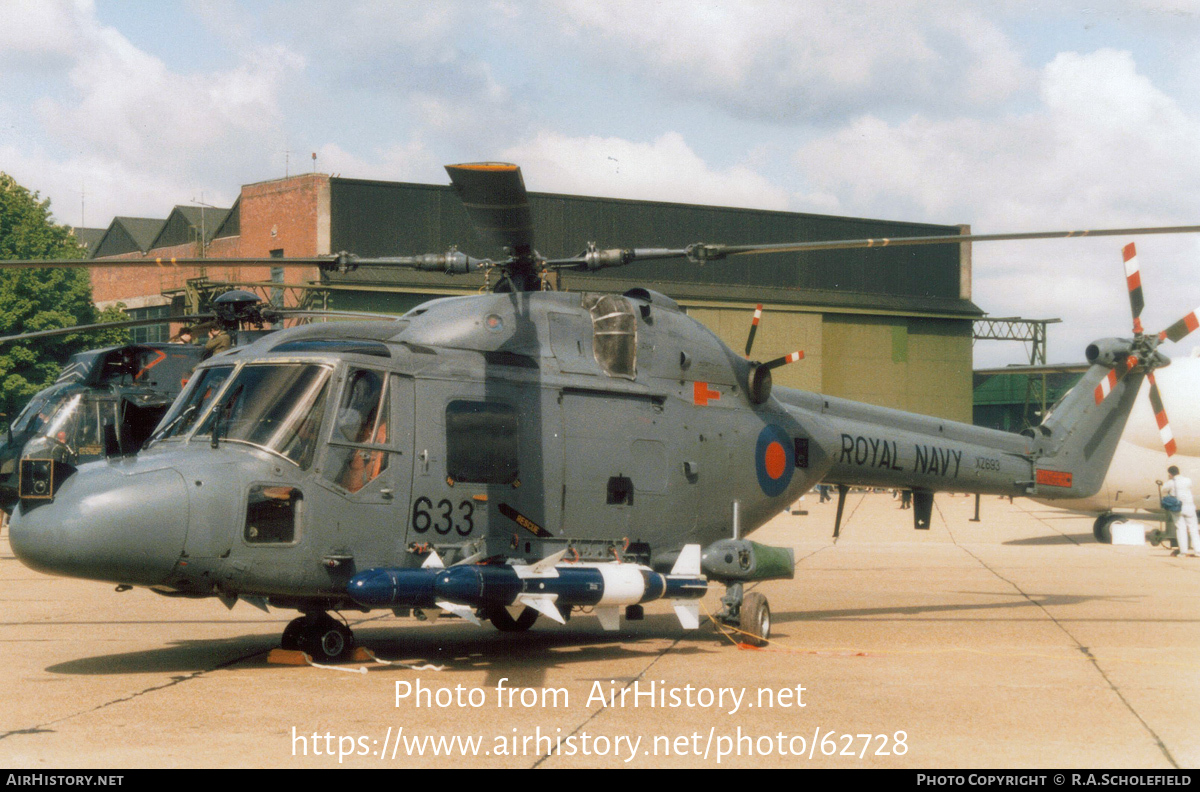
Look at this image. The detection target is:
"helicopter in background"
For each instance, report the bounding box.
[0,290,393,511]
[0,342,203,511]
[3,163,1200,662]
[976,242,1200,544]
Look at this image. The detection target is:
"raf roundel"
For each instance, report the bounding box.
[755,424,794,497]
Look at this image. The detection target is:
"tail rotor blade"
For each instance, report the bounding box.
[1147,373,1178,457]
[744,304,763,357]
[1123,243,1145,333]
[762,350,804,371]
[1094,354,1139,404]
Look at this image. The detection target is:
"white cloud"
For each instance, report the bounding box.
[33,24,302,168]
[312,141,445,184]
[0,1,305,227]
[545,0,1033,121]
[0,0,89,66]
[796,49,1200,226]
[0,144,228,229]
[500,131,791,210]
[790,48,1200,364]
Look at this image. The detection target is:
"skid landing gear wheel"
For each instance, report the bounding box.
[281,612,355,662]
[739,592,770,647]
[486,606,539,632]
[1093,514,1125,544]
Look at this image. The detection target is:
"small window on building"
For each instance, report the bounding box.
[245,486,301,544]
[446,400,519,484]
[127,305,171,344]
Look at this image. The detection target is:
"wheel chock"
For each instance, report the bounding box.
[267,648,311,665]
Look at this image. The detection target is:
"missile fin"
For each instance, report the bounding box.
[528,549,569,575]
[518,594,565,624]
[436,600,482,626]
[421,550,445,569]
[671,544,702,577]
[452,550,486,566]
[595,606,621,631]
[239,595,270,613]
[673,602,701,630]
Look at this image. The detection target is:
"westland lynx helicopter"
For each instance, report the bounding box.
[0,342,204,512]
[5,163,1200,662]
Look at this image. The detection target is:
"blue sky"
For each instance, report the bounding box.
[5,1,1200,366]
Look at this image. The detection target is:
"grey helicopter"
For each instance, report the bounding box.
[5,162,1200,663]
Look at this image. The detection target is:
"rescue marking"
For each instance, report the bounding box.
[1035,469,1073,488]
[498,502,553,538]
[693,382,721,406]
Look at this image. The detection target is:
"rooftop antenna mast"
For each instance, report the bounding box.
[190,191,218,259]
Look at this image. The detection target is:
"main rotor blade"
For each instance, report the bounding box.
[263,308,406,322]
[0,256,324,270]
[547,223,1200,273]
[708,223,1200,258]
[445,162,535,258]
[0,313,213,345]
[0,251,488,274]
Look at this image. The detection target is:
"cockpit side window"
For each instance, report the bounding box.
[324,368,390,493]
[10,393,54,435]
[153,365,234,441]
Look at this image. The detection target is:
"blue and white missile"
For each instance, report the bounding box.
[347,545,708,630]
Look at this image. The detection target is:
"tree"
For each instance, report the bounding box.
[0,173,129,424]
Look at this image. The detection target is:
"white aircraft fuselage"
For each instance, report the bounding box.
[1035,353,1200,516]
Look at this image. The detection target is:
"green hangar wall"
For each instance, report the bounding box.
[315,176,980,422]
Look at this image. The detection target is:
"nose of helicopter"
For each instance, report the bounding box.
[9,464,189,586]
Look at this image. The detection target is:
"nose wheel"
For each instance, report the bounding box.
[281,611,355,663]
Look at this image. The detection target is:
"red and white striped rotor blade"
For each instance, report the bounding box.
[1147,372,1178,456]
[744,304,763,357]
[1158,306,1200,344]
[1093,354,1139,404]
[762,350,804,371]
[1123,243,1146,333]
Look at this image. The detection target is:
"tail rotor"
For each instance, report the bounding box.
[1093,242,1197,457]
[742,303,804,404]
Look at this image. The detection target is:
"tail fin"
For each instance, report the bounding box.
[1033,351,1148,499]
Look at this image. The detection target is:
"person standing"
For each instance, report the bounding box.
[1163,465,1199,557]
[202,325,232,360]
